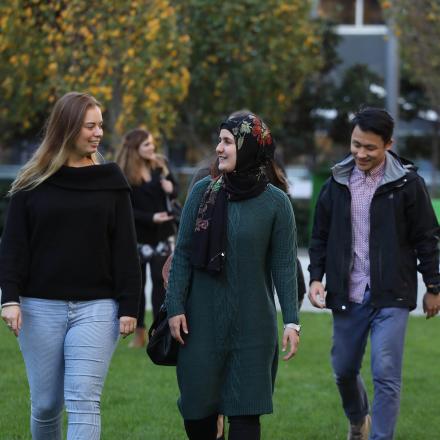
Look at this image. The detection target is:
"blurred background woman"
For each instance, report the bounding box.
[117,129,178,347]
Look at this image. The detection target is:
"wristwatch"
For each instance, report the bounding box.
[427,284,440,294]
[283,323,301,335]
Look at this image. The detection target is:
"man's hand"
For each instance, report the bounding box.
[423,292,440,319]
[308,281,327,309]
[282,328,299,361]
[169,314,188,345]
[1,305,22,337]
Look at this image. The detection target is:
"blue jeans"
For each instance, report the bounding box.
[331,291,409,440]
[18,297,119,440]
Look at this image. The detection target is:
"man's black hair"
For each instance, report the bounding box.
[350,107,394,144]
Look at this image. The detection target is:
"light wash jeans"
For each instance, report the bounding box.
[18,297,119,440]
[331,290,409,440]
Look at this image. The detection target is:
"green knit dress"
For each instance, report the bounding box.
[166,176,298,419]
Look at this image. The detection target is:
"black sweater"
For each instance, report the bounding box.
[131,167,178,245]
[0,163,141,318]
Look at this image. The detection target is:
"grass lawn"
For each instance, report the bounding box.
[0,311,438,439]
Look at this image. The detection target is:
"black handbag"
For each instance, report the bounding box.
[146,304,179,366]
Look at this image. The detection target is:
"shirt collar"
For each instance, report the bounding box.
[353,159,386,183]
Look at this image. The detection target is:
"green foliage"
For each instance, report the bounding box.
[383,0,440,113]
[175,0,325,148]
[0,1,191,147]
[0,312,439,438]
[276,20,341,161]
[328,64,385,145]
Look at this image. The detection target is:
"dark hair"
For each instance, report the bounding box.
[350,107,394,144]
[227,109,252,119]
[266,159,288,193]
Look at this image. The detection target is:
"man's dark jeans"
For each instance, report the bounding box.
[331,290,409,440]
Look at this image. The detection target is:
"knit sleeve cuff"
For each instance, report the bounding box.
[282,310,299,326]
[165,296,185,318]
[116,295,139,319]
[0,284,21,305]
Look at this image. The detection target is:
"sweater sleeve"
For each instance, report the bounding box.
[269,191,299,324]
[0,191,30,304]
[111,191,142,318]
[132,206,155,226]
[165,177,210,317]
[165,170,179,200]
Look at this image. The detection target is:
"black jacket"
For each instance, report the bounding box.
[131,168,178,245]
[309,152,440,311]
[0,163,141,317]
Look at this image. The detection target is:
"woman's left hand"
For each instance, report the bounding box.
[119,316,137,338]
[160,178,173,194]
[282,328,299,361]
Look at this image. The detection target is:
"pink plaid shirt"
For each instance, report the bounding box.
[348,160,386,303]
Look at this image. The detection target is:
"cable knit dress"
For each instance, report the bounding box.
[166,176,298,419]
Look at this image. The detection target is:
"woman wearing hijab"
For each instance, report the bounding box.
[166,113,300,440]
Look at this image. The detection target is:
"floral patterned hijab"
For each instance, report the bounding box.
[191,113,275,274]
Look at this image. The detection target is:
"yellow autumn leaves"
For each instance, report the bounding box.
[0,0,326,148]
[0,0,190,144]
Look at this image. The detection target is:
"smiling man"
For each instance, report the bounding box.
[308,107,440,440]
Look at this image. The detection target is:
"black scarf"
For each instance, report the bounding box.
[191,114,275,274]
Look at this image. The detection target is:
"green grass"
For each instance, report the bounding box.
[0,312,438,439]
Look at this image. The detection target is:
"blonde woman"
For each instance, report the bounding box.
[116,129,178,347]
[0,92,141,440]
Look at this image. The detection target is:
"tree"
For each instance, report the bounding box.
[0,0,55,145]
[174,0,325,152]
[0,0,191,151]
[277,20,341,163]
[383,0,440,112]
[382,0,440,192]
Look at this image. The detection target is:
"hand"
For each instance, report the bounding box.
[169,314,188,345]
[160,179,174,194]
[308,281,327,309]
[153,211,174,224]
[119,316,137,338]
[282,328,299,361]
[1,305,21,337]
[423,292,440,319]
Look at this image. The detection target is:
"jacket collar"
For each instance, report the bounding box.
[331,151,412,187]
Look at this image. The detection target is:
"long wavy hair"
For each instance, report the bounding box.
[115,128,169,186]
[9,92,101,195]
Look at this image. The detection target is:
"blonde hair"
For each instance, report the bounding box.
[115,128,169,186]
[9,92,101,195]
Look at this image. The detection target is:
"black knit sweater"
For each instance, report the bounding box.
[0,163,141,318]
